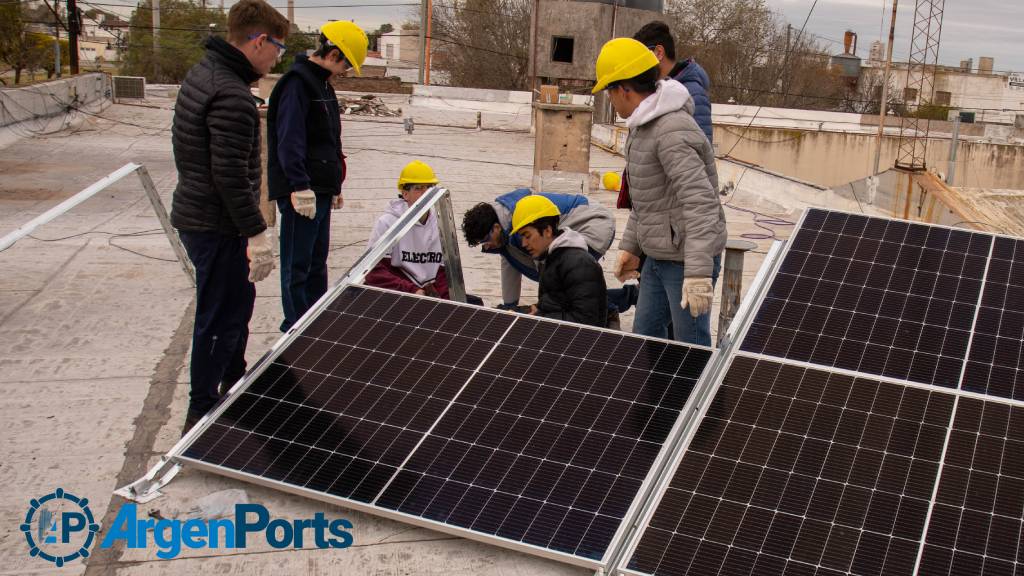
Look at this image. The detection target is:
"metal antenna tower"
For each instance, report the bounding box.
[895,0,945,170]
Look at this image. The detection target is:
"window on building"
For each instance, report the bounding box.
[551,36,574,63]
[904,87,918,102]
[934,91,952,106]
[386,45,394,59]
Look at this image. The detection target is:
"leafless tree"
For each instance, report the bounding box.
[429,0,530,90]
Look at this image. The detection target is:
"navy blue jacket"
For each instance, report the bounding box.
[670,58,713,144]
[266,55,344,200]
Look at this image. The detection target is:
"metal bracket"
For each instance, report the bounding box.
[0,162,195,286]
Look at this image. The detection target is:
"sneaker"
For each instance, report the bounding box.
[606,310,621,331]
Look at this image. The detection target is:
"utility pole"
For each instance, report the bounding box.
[947,114,960,185]
[424,0,432,85]
[54,23,61,78]
[152,0,160,81]
[417,0,426,84]
[872,0,898,175]
[287,0,294,26]
[67,0,79,74]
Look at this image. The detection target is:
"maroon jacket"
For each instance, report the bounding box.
[364,260,450,299]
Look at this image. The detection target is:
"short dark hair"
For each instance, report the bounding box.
[313,33,346,62]
[521,215,561,238]
[633,20,676,61]
[227,0,290,44]
[462,202,499,245]
[608,65,660,95]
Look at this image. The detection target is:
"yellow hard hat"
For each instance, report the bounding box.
[602,171,621,191]
[592,37,660,93]
[397,160,439,190]
[321,21,368,76]
[511,195,560,234]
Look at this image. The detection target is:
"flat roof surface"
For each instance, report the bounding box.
[0,96,794,574]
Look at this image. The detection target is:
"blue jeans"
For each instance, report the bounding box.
[633,255,721,346]
[278,194,332,332]
[179,230,255,417]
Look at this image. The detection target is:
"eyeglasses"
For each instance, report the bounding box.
[249,33,286,57]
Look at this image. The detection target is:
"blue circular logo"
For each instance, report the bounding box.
[21,488,100,567]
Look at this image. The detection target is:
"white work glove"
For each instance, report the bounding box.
[615,250,641,282]
[681,277,713,318]
[246,229,275,283]
[291,189,317,219]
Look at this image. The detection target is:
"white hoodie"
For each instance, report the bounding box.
[367,199,443,286]
[625,79,694,129]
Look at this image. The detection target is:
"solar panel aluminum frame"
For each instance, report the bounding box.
[173,288,721,571]
[115,186,459,503]
[610,240,792,576]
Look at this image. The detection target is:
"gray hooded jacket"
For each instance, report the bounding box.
[620,79,727,278]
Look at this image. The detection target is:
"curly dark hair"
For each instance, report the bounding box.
[462,202,499,246]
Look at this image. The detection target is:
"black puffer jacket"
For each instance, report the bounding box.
[536,229,608,328]
[170,36,267,238]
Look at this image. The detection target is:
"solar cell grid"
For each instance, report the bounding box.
[919,397,1024,576]
[182,287,514,503]
[181,285,716,567]
[377,317,713,560]
[962,236,1024,401]
[742,208,991,388]
[627,355,956,576]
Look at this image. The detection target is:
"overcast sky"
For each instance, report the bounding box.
[99,0,1022,73]
[766,0,1022,73]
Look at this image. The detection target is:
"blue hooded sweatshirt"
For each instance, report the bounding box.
[670,58,713,144]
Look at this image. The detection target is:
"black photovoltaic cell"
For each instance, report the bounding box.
[963,236,1024,401]
[919,398,1024,575]
[377,318,712,560]
[628,355,956,576]
[183,286,513,503]
[182,285,713,565]
[742,208,991,388]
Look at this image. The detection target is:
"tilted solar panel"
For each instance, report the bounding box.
[620,210,1024,576]
[742,208,991,388]
[179,285,714,568]
[625,355,954,576]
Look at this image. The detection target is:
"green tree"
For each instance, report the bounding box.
[122,0,226,83]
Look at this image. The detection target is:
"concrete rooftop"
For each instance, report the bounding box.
[0,95,797,575]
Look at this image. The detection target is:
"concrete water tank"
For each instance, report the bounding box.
[979,57,994,74]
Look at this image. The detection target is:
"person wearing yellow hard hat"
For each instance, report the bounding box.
[593,37,726,346]
[364,161,485,305]
[508,195,608,327]
[266,20,368,332]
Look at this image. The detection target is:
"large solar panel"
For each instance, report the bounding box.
[963,236,1024,401]
[179,285,714,568]
[625,355,955,576]
[619,209,1024,576]
[741,209,991,388]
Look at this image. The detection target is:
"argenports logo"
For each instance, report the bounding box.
[23,489,355,565]
[21,488,101,567]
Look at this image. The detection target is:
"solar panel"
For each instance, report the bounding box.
[918,397,1024,575]
[741,208,992,388]
[619,209,1024,576]
[183,286,511,503]
[962,236,1024,401]
[179,285,714,568]
[624,355,956,576]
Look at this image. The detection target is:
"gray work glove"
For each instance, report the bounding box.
[247,229,275,283]
[291,189,316,219]
[681,277,713,318]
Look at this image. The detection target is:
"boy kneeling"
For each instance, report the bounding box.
[512,195,607,328]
